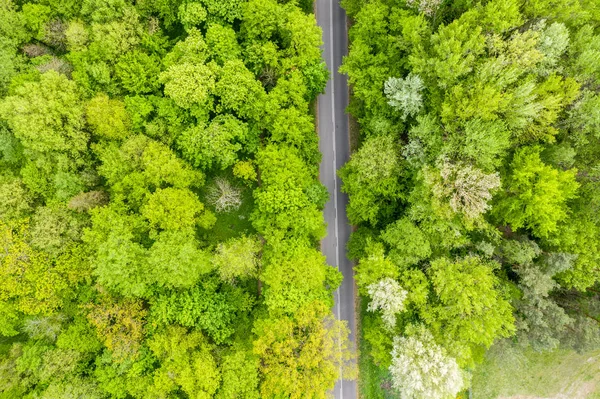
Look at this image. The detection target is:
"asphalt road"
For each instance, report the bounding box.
[315,1,357,398]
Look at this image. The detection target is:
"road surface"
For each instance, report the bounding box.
[315,1,357,398]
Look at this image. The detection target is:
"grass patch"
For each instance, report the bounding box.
[0,335,25,356]
[346,87,361,155]
[471,340,600,399]
[357,297,399,399]
[198,172,256,247]
[348,109,361,154]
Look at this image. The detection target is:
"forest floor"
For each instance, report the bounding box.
[472,340,600,399]
[357,298,399,399]
[198,172,255,247]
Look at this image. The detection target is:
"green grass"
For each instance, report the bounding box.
[348,107,361,154]
[0,335,24,356]
[357,297,399,399]
[471,340,600,399]
[198,173,256,247]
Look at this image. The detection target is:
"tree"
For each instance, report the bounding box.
[115,51,161,94]
[425,256,515,365]
[148,326,221,399]
[213,235,262,282]
[427,158,501,221]
[178,115,248,170]
[86,93,130,140]
[253,301,356,399]
[411,16,486,89]
[22,315,66,342]
[80,0,128,23]
[0,221,68,336]
[96,134,204,207]
[232,160,257,184]
[39,378,105,399]
[354,241,398,295]
[65,20,88,51]
[149,278,252,344]
[29,205,86,257]
[160,62,217,110]
[384,74,425,119]
[198,0,243,23]
[206,177,243,213]
[178,2,207,31]
[538,22,570,69]
[216,346,260,399]
[301,61,329,101]
[85,297,146,362]
[21,3,52,40]
[499,239,577,351]
[56,317,102,354]
[83,205,151,297]
[0,71,87,157]
[405,0,443,17]
[494,146,579,238]
[551,214,600,290]
[147,230,213,289]
[568,24,600,82]
[215,59,266,120]
[339,135,403,225]
[205,23,241,65]
[389,326,464,399]
[262,243,335,314]
[67,190,109,213]
[240,0,285,43]
[381,218,431,269]
[460,118,511,171]
[367,278,408,330]
[162,27,209,68]
[141,187,214,231]
[282,8,323,71]
[252,144,325,242]
[0,179,32,221]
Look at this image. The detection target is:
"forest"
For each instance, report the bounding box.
[0,0,357,398]
[341,0,600,397]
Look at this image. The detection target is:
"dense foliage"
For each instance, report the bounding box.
[341,0,600,395]
[0,0,356,397]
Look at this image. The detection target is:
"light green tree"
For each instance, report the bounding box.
[425,256,515,366]
[147,230,213,289]
[253,301,356,399]
[262,243,335,314]
[0,71,87,157]
[86,93,130,140]
[339,135,403,225]
[178,115,248,170]
[215,59,266,120]
[149,326,221,399]
[213,235,262,282]
[381,218,431,269]
[141,187,214,231]
[216,346,260,399]
[495,146,579,238]
[115,51,161,94]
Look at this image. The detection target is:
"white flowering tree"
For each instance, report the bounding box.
[428,159,501,220]
[384,74,424,120]
[367,278,408,329]
[538,22,570,68]
[389,327,464,399]
[405,0,443,17]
